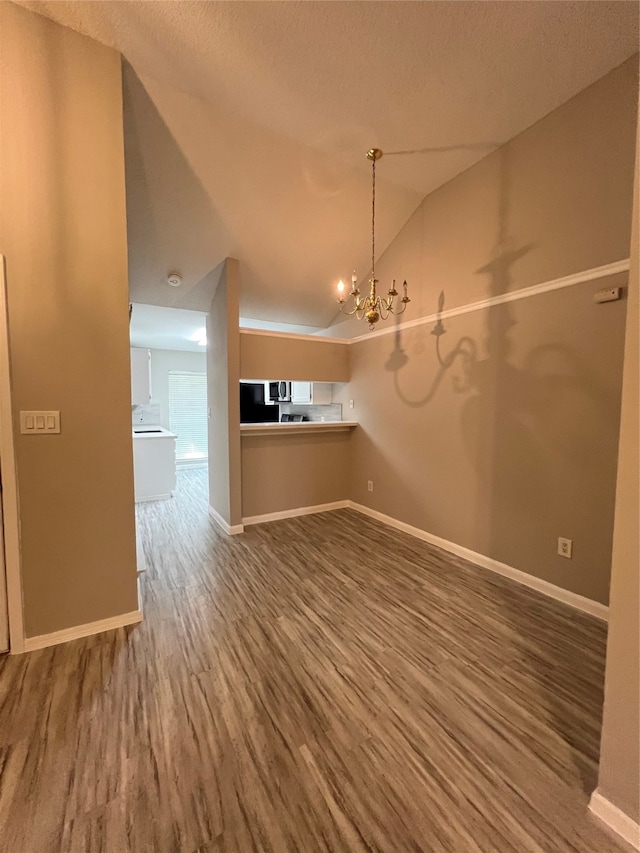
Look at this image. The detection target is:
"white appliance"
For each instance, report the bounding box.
[268,380,291,402]
[132,406,177,502]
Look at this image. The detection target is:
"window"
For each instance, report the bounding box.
[168,371,208,463]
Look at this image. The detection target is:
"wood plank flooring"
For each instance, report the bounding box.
[0,469,629,852]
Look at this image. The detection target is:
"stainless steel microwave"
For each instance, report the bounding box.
[268,381,291,402]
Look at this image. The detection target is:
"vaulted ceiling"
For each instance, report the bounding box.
[17,1,640,327]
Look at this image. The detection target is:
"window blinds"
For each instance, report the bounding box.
[168,371,208,462]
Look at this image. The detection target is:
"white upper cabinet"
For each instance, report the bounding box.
[130,347,151,405]
[291,382,332,405]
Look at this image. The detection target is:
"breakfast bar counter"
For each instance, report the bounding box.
[240,421,357,436]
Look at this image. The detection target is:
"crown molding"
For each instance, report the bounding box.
[240,328,350,344]
[349,258,630,343]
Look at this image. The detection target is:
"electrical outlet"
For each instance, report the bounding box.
[367,480,374,492]
[558,537,573,559]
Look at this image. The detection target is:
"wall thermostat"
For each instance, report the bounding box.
[594,286,622,304]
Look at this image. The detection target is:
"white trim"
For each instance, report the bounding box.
[135,492,172,503]
[0,257,25,653]
[240,328,350,345]
[350,259,631,343]
[176,460,208,470]
[235,496,609,619]
[239,261,629,346]
[21,609,143,653]
[589,790,640,850]
[243,500,350,526]
[208,505,244,535]
[348,501,609,621]
[135,524,147,574]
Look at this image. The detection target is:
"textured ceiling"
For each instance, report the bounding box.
[18,1,640,327]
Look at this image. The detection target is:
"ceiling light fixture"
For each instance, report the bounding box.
[336,148,409,328]
[167,273,182,288]
[190,327,207,347]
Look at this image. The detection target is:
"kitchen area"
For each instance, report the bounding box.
[131,347,178,504]
[239,375,357,522]
[129,319,356,529]
[130,304,211,507]
[241,379,348,425]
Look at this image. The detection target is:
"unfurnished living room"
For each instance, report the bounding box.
[0,2,638,851]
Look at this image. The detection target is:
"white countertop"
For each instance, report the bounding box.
[132,426,177,439]
[241,421,358,435]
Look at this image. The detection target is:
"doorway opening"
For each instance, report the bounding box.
[129,304,212,572]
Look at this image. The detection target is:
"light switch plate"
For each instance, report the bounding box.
[20,411,60,434]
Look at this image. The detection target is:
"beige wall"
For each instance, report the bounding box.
[349,275,627,604]
[149,348,207,430]
[0,3,138,637]
[240,332,349,382]
[241,432,351,518]
[345,58,638,605]
[207,259,242,528]
[596,116,639,821]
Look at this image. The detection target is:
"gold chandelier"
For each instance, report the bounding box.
[336,148,409,328]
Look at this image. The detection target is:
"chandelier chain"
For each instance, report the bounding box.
[335,147,409,329]
[371,157,376,279]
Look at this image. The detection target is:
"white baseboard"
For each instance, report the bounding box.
[135,493,172,503]
[135,524,147,574]
[208,505,244,535]
[243,500,350,526]
[348,502,609,621]
[589,790,640,850]
[21,609,143,653]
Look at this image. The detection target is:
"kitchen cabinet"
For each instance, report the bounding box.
[291,382,332,405]
[132,427,177,502]
[130,347,151,405]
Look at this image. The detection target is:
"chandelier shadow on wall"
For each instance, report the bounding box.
[336,148,410,329]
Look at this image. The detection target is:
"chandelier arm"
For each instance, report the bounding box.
[340,300,363,317]
[389,301,408,316]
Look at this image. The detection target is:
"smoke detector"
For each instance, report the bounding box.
[167,273,182,288]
